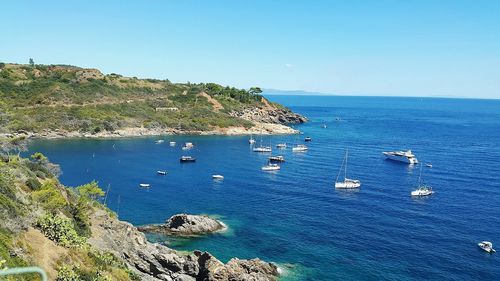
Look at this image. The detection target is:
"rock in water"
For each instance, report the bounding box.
[138,214,226,236]
[89,209,279,280]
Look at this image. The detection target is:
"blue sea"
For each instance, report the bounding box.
[29,95,500,280]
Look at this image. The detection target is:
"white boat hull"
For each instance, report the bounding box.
[212,175,224,180]
[253,147,272,152]
[335,180,361,189]
[383,153,418,164]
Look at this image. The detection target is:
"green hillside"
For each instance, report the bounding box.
[0,63,285,135]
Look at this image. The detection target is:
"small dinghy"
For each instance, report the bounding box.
[304,137,312,142]
[157,170,167,175]
[155,140,164,144]
[169,141,176,146]
[212,174,224,180]
[478,241,496,253]
[139,183,150,188]
[426,163,433,168]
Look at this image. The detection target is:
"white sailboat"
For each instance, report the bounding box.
[411,164,434,196]
[335,149,361,189]
[291,134,308,152]
[253,130,272,152]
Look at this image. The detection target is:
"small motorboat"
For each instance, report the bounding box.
[182,142,194,150]
[478,241,496,253]
[292,144,308,152]
[212,174,224,180]
[276,143,287,149]
[426,163,433,168]
[304,137,312,142]
[268,155,285,163]
[322,124,327,128]
[169,141,176,146]
[157,170,167,175]
[253,146,272,152]
[155,140,164,144]
[262,163,280,171]
[180,156,196,163]
[139,183,150,188]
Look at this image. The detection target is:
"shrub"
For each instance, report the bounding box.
[26,177,42,190]
[67,199,91,237]
[36,214,86,248]
[56,265,80,281]
[32,181,66,213]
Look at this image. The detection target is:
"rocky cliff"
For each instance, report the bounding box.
[90,209,279,281]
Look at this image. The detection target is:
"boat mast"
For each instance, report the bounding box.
[418,163,423,187]
[344,149,348,180]
[336,150,346,183]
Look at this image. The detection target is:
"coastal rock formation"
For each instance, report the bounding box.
[138,214,226,236]
[89,209,279,281]
[230,106,307,125]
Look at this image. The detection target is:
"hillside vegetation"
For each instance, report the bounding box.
[0,63,298,136]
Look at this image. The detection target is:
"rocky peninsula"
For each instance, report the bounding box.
[138,214,227,236]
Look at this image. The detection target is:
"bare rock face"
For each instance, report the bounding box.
[230,107,307,125]
[89,209,279,281]
[138,214,226,236]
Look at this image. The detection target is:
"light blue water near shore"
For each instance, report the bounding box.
[29,95,500,280]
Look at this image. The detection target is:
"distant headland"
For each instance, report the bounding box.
[0,62,307,139]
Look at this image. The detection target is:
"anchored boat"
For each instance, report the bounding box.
[269,155,285,163]
[411,164,434,196]
[180,156,196,163]
[262,163,280,171]
[335,149,361,189]
[383,150,418,164]
[478,241,496,253]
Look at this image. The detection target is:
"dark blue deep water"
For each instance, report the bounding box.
[29,95,500,280]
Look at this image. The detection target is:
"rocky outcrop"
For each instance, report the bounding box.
[230,107,307,125]
[138,214,226,236]
[89,209,279,281]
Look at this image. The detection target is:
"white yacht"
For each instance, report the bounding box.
[276,143,287,148]
[411,164,434,196]
[169,141,176,146]
[212,174,224,180]
[478,241,496,253]
[383,150,418,164]
[292,144,308,152]
[262,163,280,171]
[335,149,361,189]
[139,183,150,188]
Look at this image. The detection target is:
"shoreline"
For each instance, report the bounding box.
[2,122,300,140]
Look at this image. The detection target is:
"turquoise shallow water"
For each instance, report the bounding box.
[29,95,500,280]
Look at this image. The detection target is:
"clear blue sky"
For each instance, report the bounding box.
[1,0,499,98]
